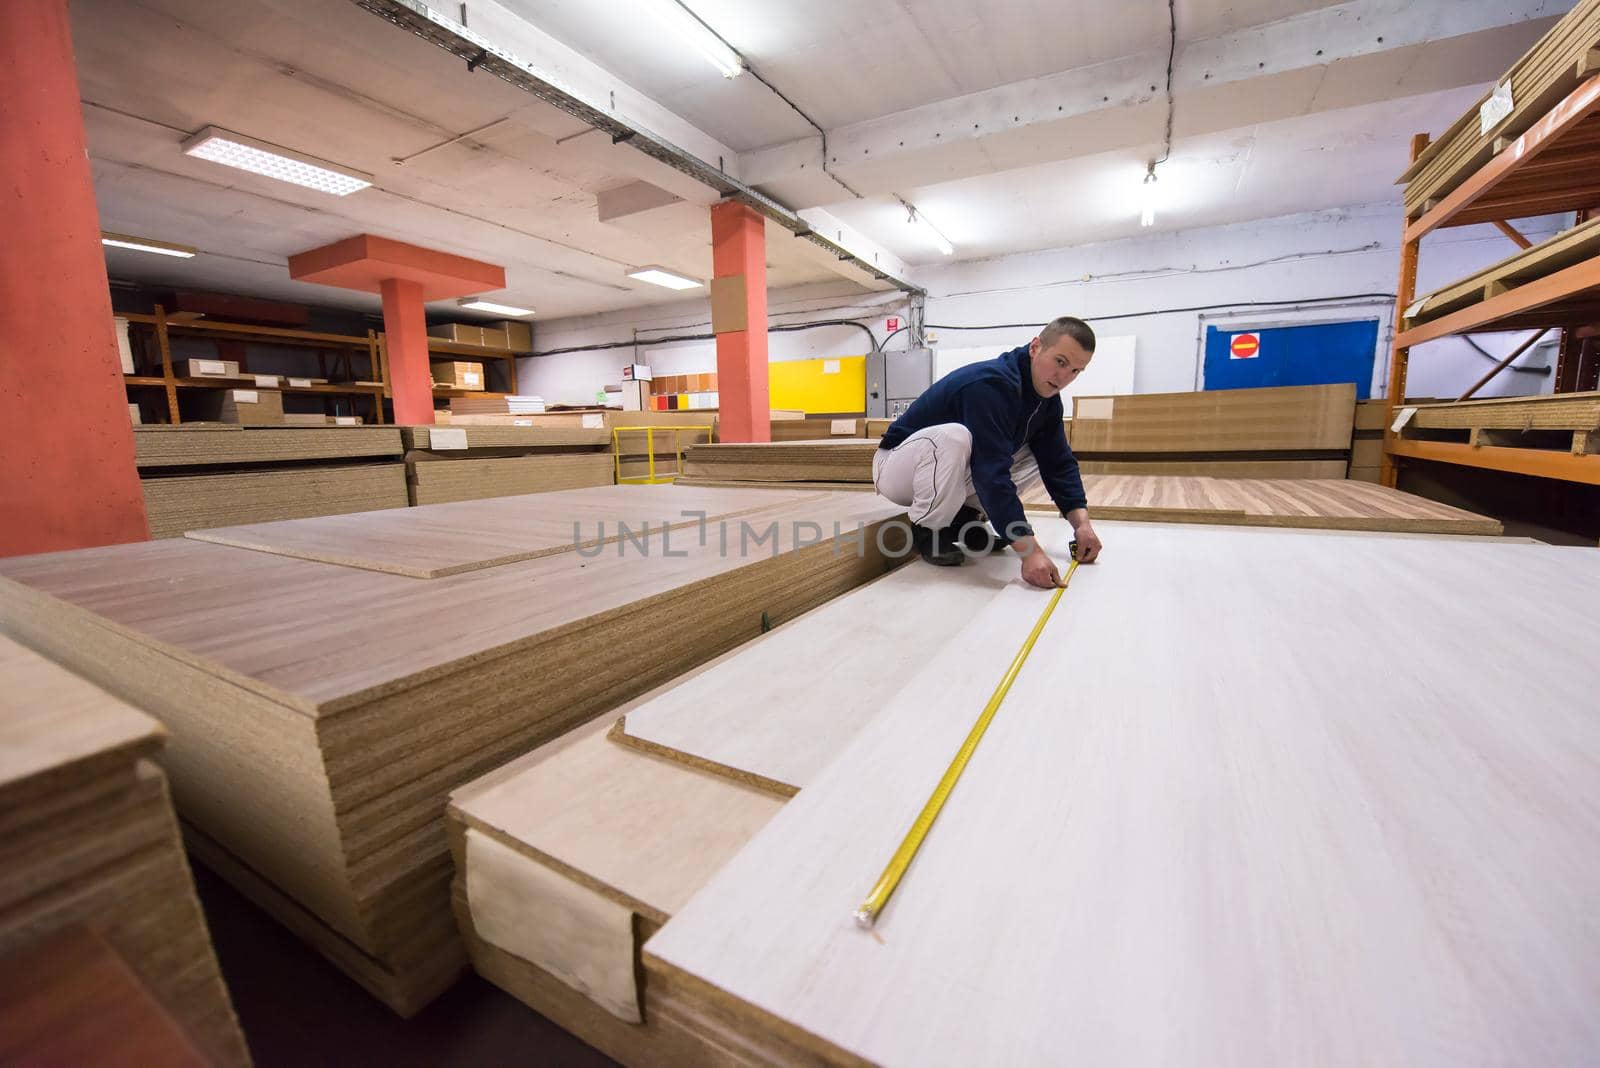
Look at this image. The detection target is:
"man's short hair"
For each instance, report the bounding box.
[1039,316,1096,354]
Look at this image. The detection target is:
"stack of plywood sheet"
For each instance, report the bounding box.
[0,634,249,1066]
[679,440,878,486]
[1404,217,1600,328]
[401,425,612,505]
[0,486,904,1016]
[1069,384,1356,477]
[1058,474,1501,534]
[767,417,866,441]
[451,519,1597,1066]
[1400,0,1600,218]
[1349,399,1388,481]
[1397,390,1600,458]
[641,524,1600,1065]
[136,425,407,538]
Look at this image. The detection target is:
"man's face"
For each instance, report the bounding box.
[1029,334,1093,397]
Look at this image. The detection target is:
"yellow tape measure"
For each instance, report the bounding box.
[854,543,1081,929]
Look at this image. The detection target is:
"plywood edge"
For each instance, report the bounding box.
[640,952,872,1068]
[607,717,799,800]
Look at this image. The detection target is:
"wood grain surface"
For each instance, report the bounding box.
[646,524,1600,1066]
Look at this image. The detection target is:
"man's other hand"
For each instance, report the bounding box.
[1071,521,1102,564]
[1019,544,1062,589]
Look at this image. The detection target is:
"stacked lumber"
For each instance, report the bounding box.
[0,486,904,1015]
[680,440,878,483]
[1068,384,1356,478]
[767,417,866,441]
[136,425,407,537]
[1398,390,1600,458]
[401,425,613,505]
[1350,399,1388,482]
[1400,0,1600,218]
[0,634,249,1066]
[1052,474,1501,534]
[1405,216,1600,327]
[641,523,1600,1066]
[142,465,407,538]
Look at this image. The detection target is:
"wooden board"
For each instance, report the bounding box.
[133,424,401,467]
[683,440,877,483]
[0,635,249,1065]
[1408,216,1600,323]
[187,485,832,578]
[1078,459,1349,479]
[1069,384,1356,453]
[142,463,408,538]
[1059,475,1502,535]
[406,453,614,506]
[645,525,1600,1066]
[400,426,609,450]
[0,488,904,1015]
[614,546,1030,794]
[1409,390,1600,430]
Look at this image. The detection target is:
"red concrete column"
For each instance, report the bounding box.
[710,201,770,442]
[380,278,435,425]
[0,0,148,556]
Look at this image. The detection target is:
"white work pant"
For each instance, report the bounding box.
[872,423,1040,530]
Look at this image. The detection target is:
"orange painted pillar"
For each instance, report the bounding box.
[710,201,770,442]
[380,278,435,425]
[0,0,148,556]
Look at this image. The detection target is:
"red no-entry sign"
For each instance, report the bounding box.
[1230,332,1261,359]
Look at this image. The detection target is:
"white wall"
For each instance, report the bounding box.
[520,203,1564,404]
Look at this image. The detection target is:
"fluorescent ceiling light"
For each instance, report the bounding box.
[458,298,535,317]
[1139,164,1159,228]
[899,198,954,256]
[640,0,744,78]
[181,125,373,196]
[627,265,704,290]
[101,232,197,258]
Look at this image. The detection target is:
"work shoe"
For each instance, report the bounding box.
[951,506,1008,554]
[910,522,964,566]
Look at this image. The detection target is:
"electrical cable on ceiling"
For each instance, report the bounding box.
[1154,0,1176,167]
[668,0,863,199]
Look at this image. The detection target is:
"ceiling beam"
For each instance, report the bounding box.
[350,0,924,294]
[739,0,1568,208]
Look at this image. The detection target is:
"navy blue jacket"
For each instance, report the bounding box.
[880,345,1086,539]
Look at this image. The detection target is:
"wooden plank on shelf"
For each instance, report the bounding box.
[1407,216,1600,323]
[1078,459,1349,479]
[1409,390,1600,430]
[645,524,1600,1067]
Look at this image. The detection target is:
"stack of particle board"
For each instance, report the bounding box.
[679,440,878,485]
[641,524,1600,1066]
[401,425,613,505]
[1398,390,1600,456]
[1400,0,1600,218]
[1350,399,1388,481]
[1051,474,1501,534]
[0,634,249,1066]
[767,417,866,441]
[451,520,1595,1066]
[1404,216,1600,328]
[1069,384,1356,477]
[184,387,285,425]
[135,425,407,537]
[0,486,904,1016]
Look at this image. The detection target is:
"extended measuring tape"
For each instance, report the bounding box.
[853,542,1082,929]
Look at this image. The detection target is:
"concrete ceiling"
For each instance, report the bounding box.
[75,0,1571,323]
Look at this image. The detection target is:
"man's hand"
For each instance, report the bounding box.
[1065,510,1102,564]
[1011,536,1063,589]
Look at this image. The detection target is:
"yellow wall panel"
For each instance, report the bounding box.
[767,355,867,414]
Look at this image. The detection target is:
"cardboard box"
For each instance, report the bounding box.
[433,360,485,390]
[182,358,242,378]
[190,388,285,424]
[479,325,510,350]
[428,323,485,346]
[494,320,533,351]
[1351,437,1385,468]
[284,413,333,425]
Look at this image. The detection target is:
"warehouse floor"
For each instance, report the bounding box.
[191,864,617,1067]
